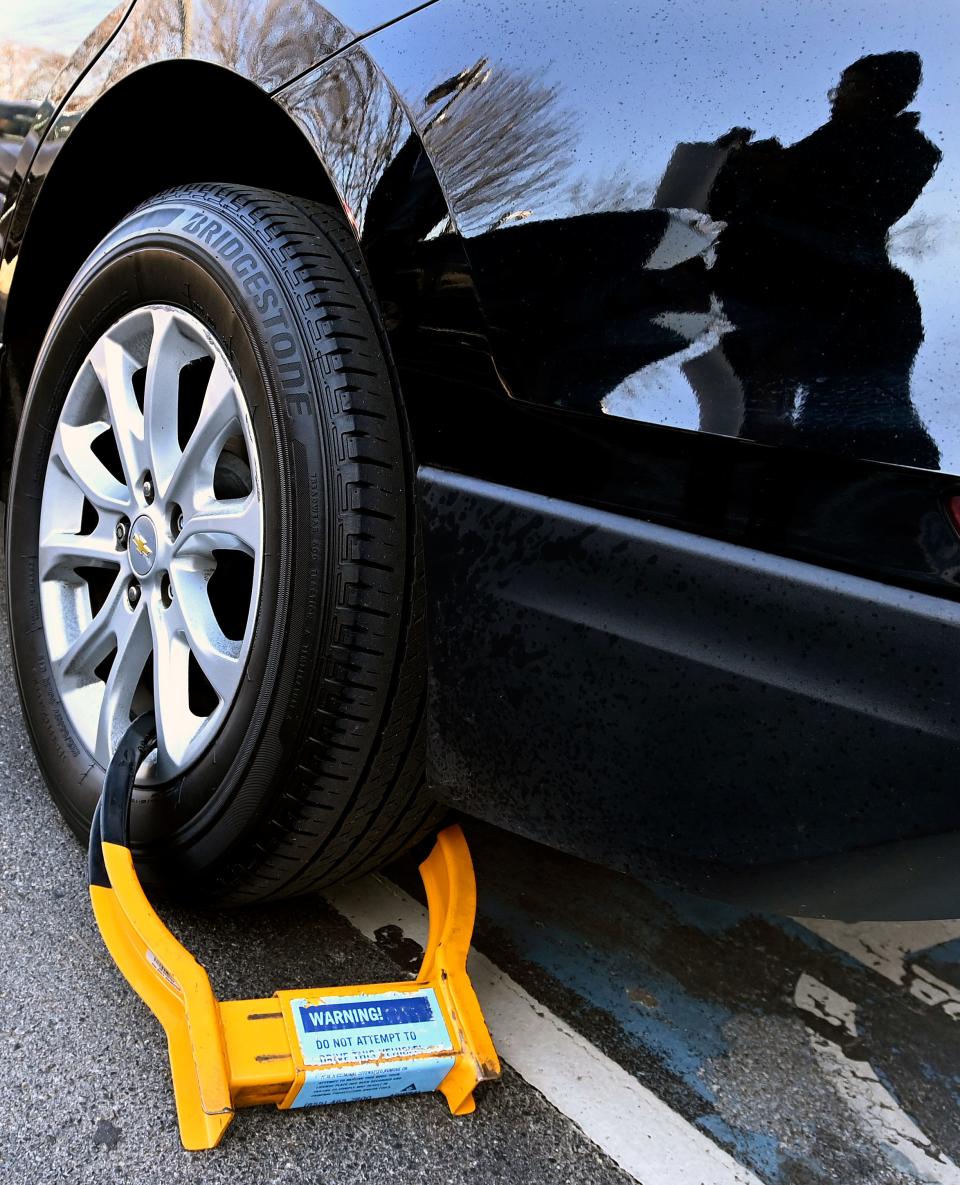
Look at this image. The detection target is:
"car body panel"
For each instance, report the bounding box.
[355,0,960,465]
[310,0,960,588]
[419,466,960,917]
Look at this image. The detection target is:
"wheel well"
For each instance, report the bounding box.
[2,59,342,486]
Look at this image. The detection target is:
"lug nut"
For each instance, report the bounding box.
[143,478,154,504]
[127,581,141,608]
[176,512,184,534]
[116,520,128,546]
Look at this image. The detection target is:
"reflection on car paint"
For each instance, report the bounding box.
[348,2,958,469]
[399,48,946,473]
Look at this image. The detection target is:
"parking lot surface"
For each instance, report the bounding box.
[2,555,960,1185]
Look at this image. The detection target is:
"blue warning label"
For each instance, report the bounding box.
[298,995,433,1033]
[288,988,454,1068]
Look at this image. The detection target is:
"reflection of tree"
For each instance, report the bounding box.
[1,5,130,107]
[49,0,352,108]
[422,61,575,233]
[564,167,654,216]
[65,3,182,100]
[0,41,68,101]
[292,52,576,234]
[888,211,946,260]
[290,49,407,226]
[195,0,349,87]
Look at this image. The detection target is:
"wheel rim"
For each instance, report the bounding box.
[38,305,264,783]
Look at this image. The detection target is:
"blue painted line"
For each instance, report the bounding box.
[479,890,732,1080]
[920,938,960,970]
[697,1114,784,1180]
[469,832,960,1185]
[476,873,791,1181]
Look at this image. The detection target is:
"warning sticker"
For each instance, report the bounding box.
[287,987,454,1067]
[284,988,456,1108]
[290,1055,455,1108]
[145,950,180,993]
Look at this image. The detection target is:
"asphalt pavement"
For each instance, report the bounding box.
[2,547,960,1185]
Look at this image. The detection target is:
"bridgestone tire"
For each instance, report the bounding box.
[6,183,440,901]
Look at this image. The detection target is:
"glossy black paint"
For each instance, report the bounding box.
[359,3,959,458]
[274,2,960,598]
[420,467,960,918]
[2,0,960,910]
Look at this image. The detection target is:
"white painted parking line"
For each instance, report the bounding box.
[794,973,960,1184]
[791,919,960,1179]
[326,875,764,1185]
[795,918,960,984]
[796,917,960,1019]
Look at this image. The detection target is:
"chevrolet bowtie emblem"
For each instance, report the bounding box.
[132,532,153,558]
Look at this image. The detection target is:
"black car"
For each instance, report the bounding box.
[0,0,957,918]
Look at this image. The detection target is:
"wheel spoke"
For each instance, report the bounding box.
[88,334,147,490]
[94,600,151,766]
[39,516,122,579]
[148,601,194,778]
[52,570,127,677]
[166,355,240,506]
[167,574,242,702]
[143,307,208,494]
[174,493,260,558]
[50,421,131,513]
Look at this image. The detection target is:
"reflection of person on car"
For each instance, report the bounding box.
[364,134,725,413]
[705,51,942,467]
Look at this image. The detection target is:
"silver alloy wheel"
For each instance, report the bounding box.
[38,305,264,783]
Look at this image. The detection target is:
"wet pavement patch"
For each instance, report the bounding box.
[434,822,960,1185]
[92,1119,121,1151]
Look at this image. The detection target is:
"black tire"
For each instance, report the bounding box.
[6,182,441,902]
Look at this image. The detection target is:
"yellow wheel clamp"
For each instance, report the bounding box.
[88,713,501,1150]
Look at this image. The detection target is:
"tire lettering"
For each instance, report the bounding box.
[37,670,80,759]
[179,207,310,414]
[254,285,278,313]
[263,308,291,331]
[199,219,223,244]
[279,358,305,387]
[183,211,208,235]
[267,317,311,414]
[285,393,311,414]
[243,269,268,295]
[271,331,296,358]
[215,232,245,261]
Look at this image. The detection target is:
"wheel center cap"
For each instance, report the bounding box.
[129,515,158,577]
